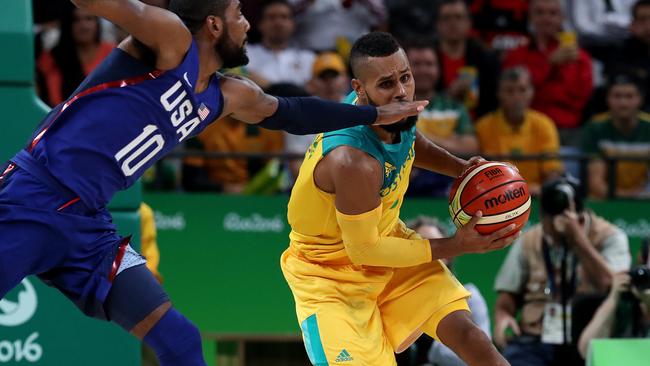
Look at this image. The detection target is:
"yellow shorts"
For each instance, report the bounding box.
[281,251,470,365]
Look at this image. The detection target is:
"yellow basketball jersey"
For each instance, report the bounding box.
[287,95,417,264]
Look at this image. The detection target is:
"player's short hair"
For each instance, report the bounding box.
[168,0,232,34]
[349,32,401,78]
[633,0,650,20]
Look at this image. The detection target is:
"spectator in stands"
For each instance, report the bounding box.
[386,0,441,43]
[246,0,315,88]
[566,0,636,58]
[435,0,499,119]
[582,75,650,199]
[605,0,650,112]
[405,40,477,197]
[395,217,491,366]
[503,0,593,146]
[181,116,284,194]
[577,267,650,358]
[284,53,349,179]
[36,4,115,106]
[475,67,563,196]
[494,176,631,366]
[289,0,387,53]
[468,0,530,53]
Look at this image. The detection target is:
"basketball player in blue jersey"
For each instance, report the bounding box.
[0,1,427,365]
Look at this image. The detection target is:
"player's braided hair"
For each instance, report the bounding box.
[168,0,231,34]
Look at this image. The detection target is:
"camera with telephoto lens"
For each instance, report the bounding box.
[540,175,584,216]
[629,265,650,291]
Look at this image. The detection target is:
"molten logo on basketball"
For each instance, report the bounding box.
[484,187,526,209]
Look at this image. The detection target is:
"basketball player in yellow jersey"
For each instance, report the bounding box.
[281,32,521,366]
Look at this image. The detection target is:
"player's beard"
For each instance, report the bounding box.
[366,94,417,134]
[216,27,249,69]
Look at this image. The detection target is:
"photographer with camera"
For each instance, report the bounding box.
[577,241,650,358]
[493,176,631,366]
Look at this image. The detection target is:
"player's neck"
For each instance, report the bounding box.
[195,38,221,94]
[369,125,400,144]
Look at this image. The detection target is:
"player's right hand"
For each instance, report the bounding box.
[452,211,520,254]
[373,100,428,126]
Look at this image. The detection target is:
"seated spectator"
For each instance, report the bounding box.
[494,177,631,366]
[605,0,650,112]
[289,0,387,53]
[395,217,491,366]
[284,53,349,179]
[468,0,530,53]
[405,40,477,197]
[566,0,636,58]
[475,67,564,196]
[578,266,650,358]
[503,0,593,146]
[37,4,115,106]
[246,0,315,88]
[182,116,284,194]
[435,0,499,119]
[582,75,650,199]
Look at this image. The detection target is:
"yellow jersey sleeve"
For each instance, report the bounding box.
[336,205,432,267]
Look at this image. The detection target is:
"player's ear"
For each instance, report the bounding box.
[351,79,367,103]
[206,15,224,40]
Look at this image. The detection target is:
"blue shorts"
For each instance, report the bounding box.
[0,153,130,319]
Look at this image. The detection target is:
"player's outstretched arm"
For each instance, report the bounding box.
[71,0,191,69]
[218,75,428,135]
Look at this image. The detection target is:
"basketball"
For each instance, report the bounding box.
[449,161,531,236]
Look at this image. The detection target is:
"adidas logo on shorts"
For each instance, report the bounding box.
[335,349,353,362]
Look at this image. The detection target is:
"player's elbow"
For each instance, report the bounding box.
[343,240,375,266]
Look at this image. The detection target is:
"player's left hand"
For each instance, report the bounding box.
[373,100,429,126]
[460,156,486,176]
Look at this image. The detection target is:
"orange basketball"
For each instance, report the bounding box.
[449,161,531,236]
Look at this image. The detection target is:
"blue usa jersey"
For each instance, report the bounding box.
[28,41,222,210]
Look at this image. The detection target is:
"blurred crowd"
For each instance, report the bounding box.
[31,0,650,199]
[28,2,650,365]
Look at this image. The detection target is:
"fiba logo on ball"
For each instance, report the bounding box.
[0,279,37,327]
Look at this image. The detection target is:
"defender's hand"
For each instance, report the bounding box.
[452,211,520,254]
[373,100,428,126]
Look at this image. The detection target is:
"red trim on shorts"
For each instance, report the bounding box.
[57,197,81,211]
[28,70,164,152]
[0,163,16,182]
[109,237,131,282]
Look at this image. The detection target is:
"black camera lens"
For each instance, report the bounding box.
[629,265,650,291]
